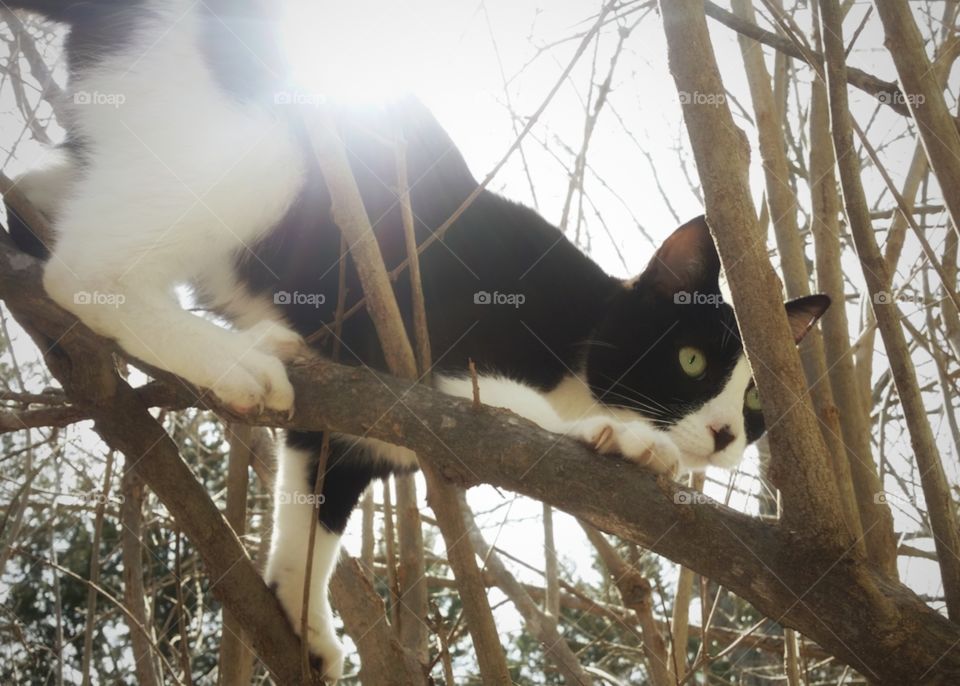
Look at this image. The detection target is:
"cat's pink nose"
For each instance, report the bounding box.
[711,425,735,452]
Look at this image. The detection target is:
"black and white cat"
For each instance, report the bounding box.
[5,1,829,679]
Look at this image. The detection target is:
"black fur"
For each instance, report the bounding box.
[288,431,415,535]
[10,1,826,538]
[239,98,626,532]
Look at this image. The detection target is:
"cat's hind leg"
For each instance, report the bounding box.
[265,432,397,680]
[13,153,79,221]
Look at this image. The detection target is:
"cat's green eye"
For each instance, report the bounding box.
[678,346,707,379]
[745,386,762,411]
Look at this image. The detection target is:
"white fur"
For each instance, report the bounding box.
[436,359,753,476]
[357,437,419,469]
[671,355,752,469]
[32,0,307,412]
[14,152,79,224]
[265,446,345,680]
[436,373,684,474]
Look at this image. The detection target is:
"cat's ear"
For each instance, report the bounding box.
[638,215,721,298]
[785,294,831,343]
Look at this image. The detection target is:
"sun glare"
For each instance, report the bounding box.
[278,0,432,103]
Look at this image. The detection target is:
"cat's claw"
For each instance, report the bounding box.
[577,417,682,476]
[591,424,616,453]
[209,350,295,414]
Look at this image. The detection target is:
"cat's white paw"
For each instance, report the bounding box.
[210,350,295,414]
[305,623,345,682]
[269,571,345,681]
[243,320,310,362]
[577,417,681,476]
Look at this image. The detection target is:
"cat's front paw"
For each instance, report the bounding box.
[210,350,295,415]
[243,320,311,363]
[577,418,681,476]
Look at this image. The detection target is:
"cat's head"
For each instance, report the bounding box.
[585,216,829,472]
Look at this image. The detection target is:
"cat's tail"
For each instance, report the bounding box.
[4,1,128,23]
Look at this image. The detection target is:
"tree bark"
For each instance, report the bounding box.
[702,1,905,116]
[463,494,594,685]
[809,68,897,576]
[732,0,865,550]
[120,467,162,686]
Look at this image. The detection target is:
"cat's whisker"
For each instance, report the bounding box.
[596,390,673,418]
[601,402,672,420]
[604,382,675,414]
